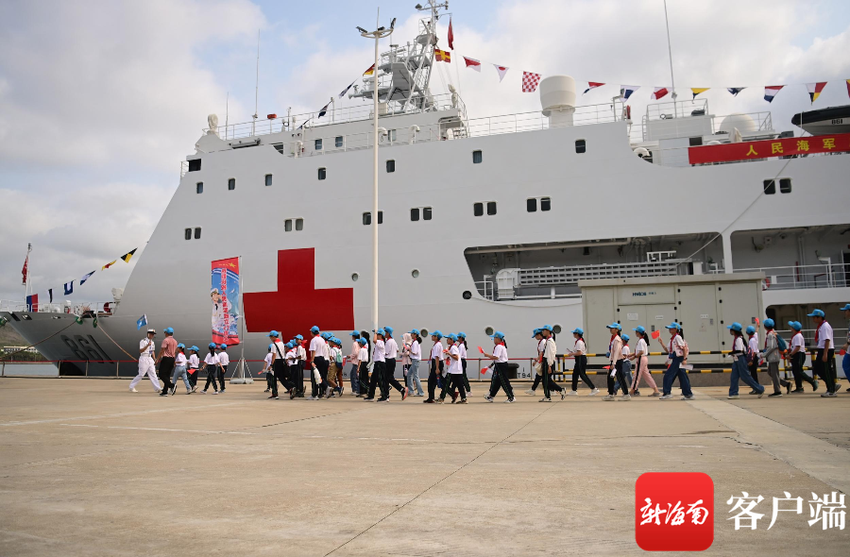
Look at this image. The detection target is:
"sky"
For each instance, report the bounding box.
[1,0,849,304]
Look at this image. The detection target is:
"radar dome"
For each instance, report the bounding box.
[719,113,757,134]
[539,76,576,117]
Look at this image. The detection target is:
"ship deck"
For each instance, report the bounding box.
[0,379,847,555]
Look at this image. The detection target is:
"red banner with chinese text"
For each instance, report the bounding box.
[688,133,850,165]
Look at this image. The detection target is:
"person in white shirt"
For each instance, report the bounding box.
[187,346,200,391]
[727,322,764,399]
[349,331,364,395]
[216,344,229,394]
[382,327,408,400]
[603,324,629,401]
[129,329,162,393]
[308,326,328,400]
[438,334,467,403]
[539,325,565,402]
[565,328,598,396]
[808,309,837,397]
[261,343,275,393]
[170,343,192,395]
[200,343,221,394]
[482,331,515,402]
[424,331,445,403]
[365,329,388,401]
[787,321,817,393]
[406,330,425,397]
[745,326,761,394]
[628,327,659,397]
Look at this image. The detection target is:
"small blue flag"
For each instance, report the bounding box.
[136,314,148,330]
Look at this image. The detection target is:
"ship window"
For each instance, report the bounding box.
[423,207,432,221]
[318,167,327,180]
[486,201,497,216]
[362,212,383,225]
[410,208,420,221]
[315,138,322,150]
[527,198,537,212]
[196,182,203,194]
[228,178,236,191]
[473,202,484,217]
[188,159,201,172]
[265,174,273,186]
[335,136,344,148]
[285,219,293,232]
[575,139,586,153]
[184,228,192,240]
[194,227,201,239]
[472,150,483,164]
[763,179,776,195]
[386,159,395,173]
[540,197,551,211]
[779,178,792,194]
[295,218,303,231]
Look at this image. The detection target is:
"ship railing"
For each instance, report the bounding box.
[714,263,848,290]
[0,300,118,316]
[204,93,462,141]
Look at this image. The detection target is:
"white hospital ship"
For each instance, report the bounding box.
[3,2,850,376]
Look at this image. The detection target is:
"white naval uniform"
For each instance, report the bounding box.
[130,337,161,391]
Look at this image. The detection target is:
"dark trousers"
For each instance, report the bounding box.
[748,359,760,386]
[368,361,388,398]
[427,359,443,401]
[489,362,515,399]
[790,352,816,390]
[272,360,293,397]
[442,374,467,401]
[813,349,836,393]
[159,356,175,393]
[218,365,227,391]
[571,355,596,391]
[385,358,405,394]
[607,359,629,395]
[204,365,221,391]
[541,358,563,398]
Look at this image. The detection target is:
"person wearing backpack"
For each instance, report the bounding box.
[761,319,790,397]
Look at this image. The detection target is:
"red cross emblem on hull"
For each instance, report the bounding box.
[243,248,354,340]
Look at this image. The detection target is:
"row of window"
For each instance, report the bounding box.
[184,227,202,240]
[763,178,792,195]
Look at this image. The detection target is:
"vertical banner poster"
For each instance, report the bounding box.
[211,258,240,345]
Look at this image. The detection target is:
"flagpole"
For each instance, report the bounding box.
[663,0,677,117]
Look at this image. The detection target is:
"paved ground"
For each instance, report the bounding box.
[0,378,847,556]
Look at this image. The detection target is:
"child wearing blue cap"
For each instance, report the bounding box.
[787,321,817,393]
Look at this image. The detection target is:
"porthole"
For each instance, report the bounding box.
[351,273,359,282]
[484,326,494,336]
[411,269,420,278]
[553,324,562,334]
[462,290,472,300]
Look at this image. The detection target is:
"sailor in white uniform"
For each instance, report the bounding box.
[129,329,162,393]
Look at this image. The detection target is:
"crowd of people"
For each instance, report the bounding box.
[128,304,850,402]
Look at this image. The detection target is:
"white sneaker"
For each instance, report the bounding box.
[525,389,536,396]
[602,394,615,401]
[619,394,631,401]
[129,387,138,393]
[589,388,599,396]
[566,390,578,396]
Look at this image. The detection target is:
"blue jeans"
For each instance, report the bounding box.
[614,359,634,392]
[406,359,424,395]
[662,355,693,397]
[171,365,191,392]
[729,355,763,396]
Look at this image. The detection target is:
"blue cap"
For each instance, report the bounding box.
[745,325,756,335]
[727,322,743,332]
[763,318,775,329]
[490,331,505,340]
[542,324,554,332]
[220,344,227,350]
[607,323,622,330]
[383,326,394,336]
[633,326,646,334]
[177,343,185,349]
[532,328,542,338]
[807,309,825,318]
[457,332,466,338]
[841,304,850,311]
[622,334,630,342]
[665,322,680,330]
[295,334,303,340]
[163,327,174,334]
[208,342,217,349]
[572,327,584,335]
[311,325,320,334]
[190,345,199,352]
[445,333,458,342]
[788,321,802,331]
[268,330,279,338]
[357,338,367,346]
[431,330,442,339]
[350,330,360,337]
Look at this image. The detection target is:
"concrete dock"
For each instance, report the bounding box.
[0,378,847,556]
